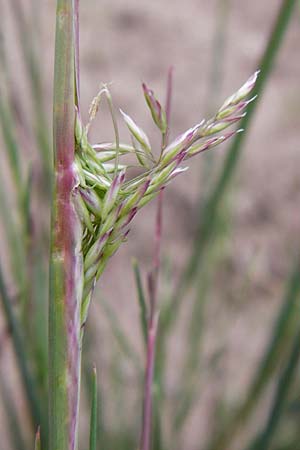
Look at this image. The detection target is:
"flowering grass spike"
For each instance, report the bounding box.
[74,72,259,332]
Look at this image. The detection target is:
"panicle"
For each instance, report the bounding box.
[74,71,258,323]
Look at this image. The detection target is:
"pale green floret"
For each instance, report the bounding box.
[84,234,110,272]
[80,188,102,217]
[148,163,178,192]
[160,123,202,166]
[217,71,259,116]
[120,109,152,156]
[73,192,94,232]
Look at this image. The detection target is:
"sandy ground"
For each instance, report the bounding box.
[1,0,300,449]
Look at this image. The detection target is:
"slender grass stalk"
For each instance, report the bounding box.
[202,0,231,192]
[0,166,25,290]
[140,159,164,450]
[140,68,173,450]
[204,0,231,117]
[141,196,163,450]
[0,264,43,435]
[133,259,148,346]
[172,266,210,434]
[0,37,25,260]
[248,326,300,450]
[83,336,106,450]
[1,7,48,382]
[0,10,48,443]
[89,367,98,450]
[49,1,82,449]
[205,259,300,450]
[0,99,22,189]
[31,249,48,369]
[0,369,27,450]
[10,0,52,173]
[140,312,159,450]
[35,427,42,450]
[101,298,141,371]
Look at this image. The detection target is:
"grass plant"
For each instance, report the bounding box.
[0,1,299,449]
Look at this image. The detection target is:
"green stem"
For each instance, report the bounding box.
[49,1,82,449]
[10,0,52,175]
[205,260,300,450]
[184,0,297,292]
[248,326,300,450]
[0,264,44,438]
[89,368,98,450]
[162,0,297,333]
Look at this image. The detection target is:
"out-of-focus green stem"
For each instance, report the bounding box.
[0,167,25,289]
[162,0,297,332]
[10,0,52,174]
[132,259,148,346]
[205,260,300,450]
[101,298,141,371]
[89,368,98,450]
[35,427,42,450]
[0,364,27,450]
[0,100,22,189]
[204,0,230,117]
[181,0,297,293]
[49,1,82,449]
[0,264,43,436]
[247,326,300,450]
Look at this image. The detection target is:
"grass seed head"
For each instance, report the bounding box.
[73,73,258,323]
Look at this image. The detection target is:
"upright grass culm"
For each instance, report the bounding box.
[49,1,258,449]
[89,367,98,450]
[248,325,300,450]
[35,427,41,450]
[140,67,173,450]
[10,0,52,176]
[0,265,42,434]
[49,1,81,449]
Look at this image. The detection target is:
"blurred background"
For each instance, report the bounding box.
[0,1,300,449]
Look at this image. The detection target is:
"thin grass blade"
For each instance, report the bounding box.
[160,0,298,352]
[0,370,27,450]
[0,99,22,189]
[132,259,148,346]
[247,326,300,450]
[205,259,300,450]
[0,263,44,435]
[89,367,98,450]
[10,0,52,173]
[101,298,141,371]
[177,0,298,301]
